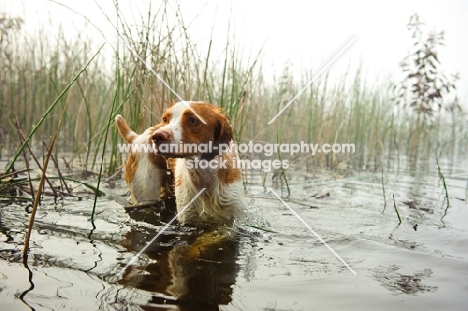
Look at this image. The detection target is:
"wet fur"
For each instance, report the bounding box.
[152,101,247,225]
[115,115,174,203]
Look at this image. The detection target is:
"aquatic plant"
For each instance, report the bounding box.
[393,14,460,118]
[0,6,466,206]
[392,14,461,160]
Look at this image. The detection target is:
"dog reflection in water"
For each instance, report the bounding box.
[119,220,239,310]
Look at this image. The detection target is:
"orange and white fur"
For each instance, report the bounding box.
[152,101,247,226]
[115,115,173,204]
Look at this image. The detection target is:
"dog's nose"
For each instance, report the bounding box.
[152,129,169,143]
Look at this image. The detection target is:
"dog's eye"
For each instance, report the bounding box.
[189,118,198,125]
[162,117,168,123]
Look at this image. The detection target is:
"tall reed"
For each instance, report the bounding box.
[0,6,466,183]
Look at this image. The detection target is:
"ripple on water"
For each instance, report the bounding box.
[0,161,467,310]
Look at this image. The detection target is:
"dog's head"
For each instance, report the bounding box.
[152,101,233,158]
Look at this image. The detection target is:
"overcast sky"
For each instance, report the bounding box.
[2,0,468,102]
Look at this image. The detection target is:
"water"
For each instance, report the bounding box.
[0,159,467,310]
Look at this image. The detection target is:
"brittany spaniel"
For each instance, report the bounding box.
[115,115,174,204]
[152,101,247,226]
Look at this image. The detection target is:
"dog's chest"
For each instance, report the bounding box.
[176,158,219,191]
[188,167,216,190]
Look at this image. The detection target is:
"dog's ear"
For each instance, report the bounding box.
[115,115,137,143]
[214,114,233,145]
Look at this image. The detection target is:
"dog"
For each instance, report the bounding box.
[115,115,174,204]
[152,101,247,226]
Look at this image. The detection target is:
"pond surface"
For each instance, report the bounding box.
[1,158,467,310]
